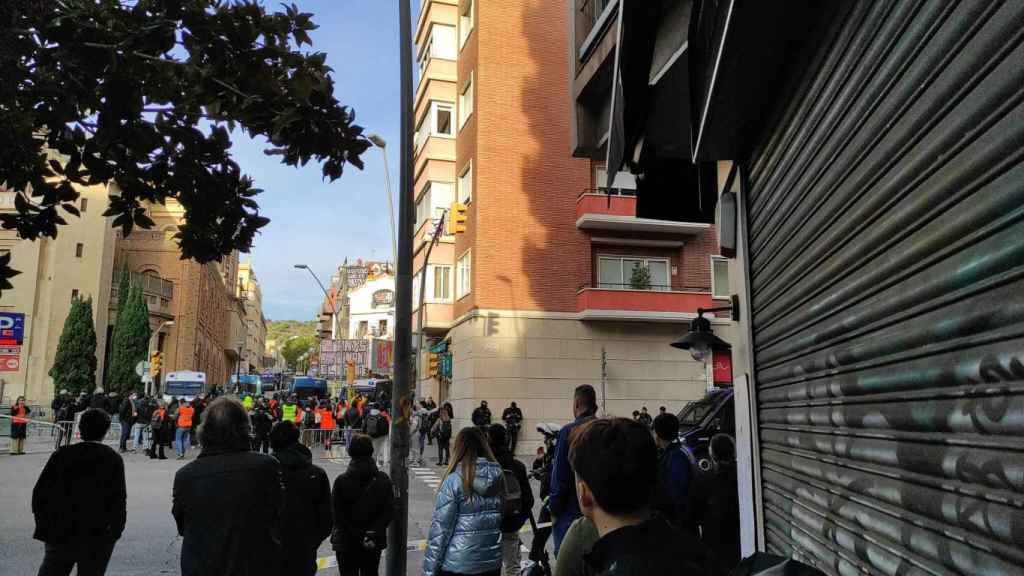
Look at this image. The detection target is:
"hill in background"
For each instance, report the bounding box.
[267,319,318,344]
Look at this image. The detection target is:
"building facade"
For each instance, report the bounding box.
[0,182,117,406]
[237,260,267,374]
[112,200,243,390]
[412,0,736,454]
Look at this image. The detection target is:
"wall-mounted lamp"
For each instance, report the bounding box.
[671,295,739,362]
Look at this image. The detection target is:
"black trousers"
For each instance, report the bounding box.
[437,439,450,464]
[38,538,116,576]
[336,548,381,576]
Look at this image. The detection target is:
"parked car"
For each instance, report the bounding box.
[677,388,735,472]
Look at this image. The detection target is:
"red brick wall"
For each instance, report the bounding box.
[464,0,591,314]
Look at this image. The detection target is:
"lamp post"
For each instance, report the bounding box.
[368,133,398,268]
[670,296,740,361]
[146,320,174,395]
[294,264,338,338]
[386,0,415,572]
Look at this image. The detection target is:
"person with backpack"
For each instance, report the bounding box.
[147,399,169,460]
[432,402,453,466]
[332,433,394,576]
[422,427,503,576]
[488,424,534,576]
[362,403,390,467]
[271,421,333,576]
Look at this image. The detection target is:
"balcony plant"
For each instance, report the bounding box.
[629,263,652,290]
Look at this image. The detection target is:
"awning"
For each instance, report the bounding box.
[428,340,448,354]
[605,0,718,224]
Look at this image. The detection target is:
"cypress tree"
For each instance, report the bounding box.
[49,296,98,395]
[107,284,152,394]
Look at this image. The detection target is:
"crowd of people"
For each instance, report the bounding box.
[29,386,738,576]
[31,397,397,576]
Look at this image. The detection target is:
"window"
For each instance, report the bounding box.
[71,289,79,300]
[711,256,730,298]
[434,102,453,136]
[597,256,671,291]
[378,319,388,336]
[458,161,473,204]
[429,264,452,301]
[457,251,471,299]
[416,182,454,231]
[80,197,88,212]
[459,0,474,48]
[358,321,368,338]
[419,23,456,75]
[75,243,83,258]
[459,71,474,129]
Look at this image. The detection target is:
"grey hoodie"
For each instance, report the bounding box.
[422,458,504,576]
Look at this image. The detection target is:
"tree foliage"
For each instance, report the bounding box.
[106,283,152,394]
[0,0,371,290]
[49,295,98,395]
[281,334,316,371]
[267,319,316,343]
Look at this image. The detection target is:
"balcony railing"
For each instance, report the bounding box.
[590,282,672,292]
[577,0,617,58]
[577,283,714,321]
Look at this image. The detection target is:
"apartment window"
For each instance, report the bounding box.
[71,289,79,301]
[457,162,473,204]
[459,0,475,48]
[429,264,452,302]
[419,23,456,73]
[378,319,388,336]
[434,102,454,136]
[413,271,422,306]
[80,197,88,212]
[456,251,471,299]
[416,182,454,231]
[594,167,637,196]
[711,256,730,298]
[75,243,84,258]
[459,71,474,129]
[598,256,670,291]
[358,321,368,338]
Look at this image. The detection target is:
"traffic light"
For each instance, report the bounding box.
[448,202,468,234]
[149,351,162,377]
[428,353,439,378]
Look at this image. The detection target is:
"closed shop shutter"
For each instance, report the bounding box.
[743,1,1024,574]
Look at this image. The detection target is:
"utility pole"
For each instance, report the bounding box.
[386,0,414,573]
[415,211,447,398]
[601,347,607,416]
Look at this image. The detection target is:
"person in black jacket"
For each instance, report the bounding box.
[270,421,332,576]
[332,433,394,576]
[117,393,137,453]
[172,397,284,576]
[251,401,273,454]
[487,424,534,576]
[471,400,492,428]
[685,434,740,576]
[33,408,126,576]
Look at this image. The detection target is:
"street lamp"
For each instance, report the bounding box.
[368,133,398,268]
[146,320,174,395]
[294,264,338,338]
[670,296,739,362]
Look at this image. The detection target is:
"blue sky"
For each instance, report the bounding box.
[235,1,408,320]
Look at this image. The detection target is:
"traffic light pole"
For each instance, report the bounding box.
[415,211,447,397]
[386,0,414,573]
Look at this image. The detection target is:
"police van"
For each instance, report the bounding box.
[163,371,207,403]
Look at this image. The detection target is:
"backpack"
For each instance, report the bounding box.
[151,411,163,431]
[365,414,388,438]
[501,467,523,522]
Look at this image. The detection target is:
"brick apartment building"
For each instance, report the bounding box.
[412,0,736,453]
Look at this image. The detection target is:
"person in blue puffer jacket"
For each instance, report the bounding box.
[423,426,504,576]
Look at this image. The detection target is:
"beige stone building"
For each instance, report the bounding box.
[237,260,267,374]
[0,184,117,406]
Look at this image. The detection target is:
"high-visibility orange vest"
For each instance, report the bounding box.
[319,409,334,430]
[294,408,303,424]
[177,405,194,428]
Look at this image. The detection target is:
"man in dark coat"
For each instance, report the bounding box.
[685,434,740,576]
[251,401,273,454]
[488,424,534,576]
[550,385,597,554]
[172,397,284,576]
[332,433,394,576]
[571,418,707,576]
[270,421,332,576]
[33,408,126,576]
[117,393,137,453]
[652,413,693,529]
[471,400,492,427]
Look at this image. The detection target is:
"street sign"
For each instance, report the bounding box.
[0,355,20,371]
[0,312,25,346]
[135,361,150,377]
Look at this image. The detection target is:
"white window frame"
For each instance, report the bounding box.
[431,101,455,137]
[710,255,730,299]
[459,71,474,129]
[457,250,472,299]
[459,0,475,49]
[457,161,473,204]
[427,264,453,303]
[597,255,671,291]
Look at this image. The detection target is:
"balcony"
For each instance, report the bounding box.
[577,0,618,60]
[576,190,711,235]
[577,283,713,322]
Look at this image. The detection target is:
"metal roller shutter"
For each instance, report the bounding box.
[744,1,1024,574]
